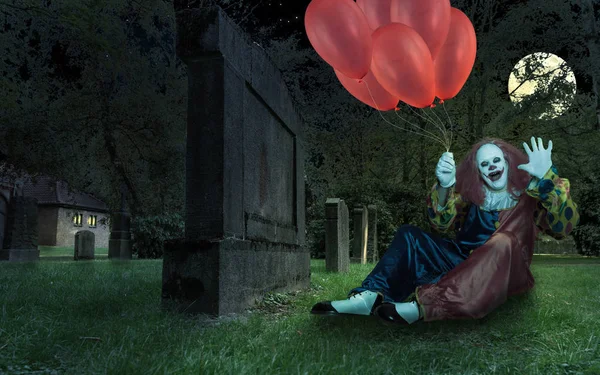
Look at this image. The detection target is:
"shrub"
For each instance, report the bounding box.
[571,175,600,256]
[572,225,600,256]
[131,213,184,259]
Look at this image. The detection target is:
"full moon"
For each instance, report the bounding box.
[508,52,577,120]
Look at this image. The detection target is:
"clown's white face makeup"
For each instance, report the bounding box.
[476,144,508,191]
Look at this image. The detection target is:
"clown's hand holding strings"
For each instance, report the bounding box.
[311,136,579,324]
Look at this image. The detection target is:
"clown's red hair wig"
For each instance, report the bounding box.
[455,138,531,206]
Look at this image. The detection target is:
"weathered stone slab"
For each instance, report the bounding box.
[162,5,308,315]
[162,238,309,315]
[74,230,95,260]
[325,198,349,273]
[0,196,38,262]
[108,211,131,260]
[352,205,368,264]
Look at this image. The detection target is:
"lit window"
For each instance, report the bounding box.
[73,213,83,227]
[87,215,97,228]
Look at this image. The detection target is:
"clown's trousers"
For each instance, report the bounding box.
[350,224,534,321]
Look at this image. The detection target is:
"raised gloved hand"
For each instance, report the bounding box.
[436,152,456,188]
[517,137,553,179]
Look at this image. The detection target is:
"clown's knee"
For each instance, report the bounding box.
[492,232,519,252]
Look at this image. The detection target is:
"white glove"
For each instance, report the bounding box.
[517,137,553,179]
[436,152,456,188]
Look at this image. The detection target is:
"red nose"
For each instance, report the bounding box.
[489,166,497,171]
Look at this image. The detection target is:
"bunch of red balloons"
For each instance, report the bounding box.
[305,0,477,111]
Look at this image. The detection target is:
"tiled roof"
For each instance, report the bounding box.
[0,169,109,212]
[1,164,109,212]
[21,176,108,212]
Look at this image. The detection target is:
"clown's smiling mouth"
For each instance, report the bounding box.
[487,169,504,182]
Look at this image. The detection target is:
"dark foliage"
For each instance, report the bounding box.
[572,175,600,256]
[131,212,184,259]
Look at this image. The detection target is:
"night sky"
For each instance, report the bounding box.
[243,0,551,51]
[245,0,597,91]
[248,0,312,45]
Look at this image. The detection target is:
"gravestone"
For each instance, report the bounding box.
[0,196,39,262]
[108,184,132,260]
[74,230,95,260]
[351,205,368,264]
[367,205,379,262]
[161,5,309,315]
[325,198,349,273]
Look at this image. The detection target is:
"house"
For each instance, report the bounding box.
[0,172,110,248]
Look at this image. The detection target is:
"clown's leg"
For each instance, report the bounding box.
[349,224,466,302]
[311,225,465,317]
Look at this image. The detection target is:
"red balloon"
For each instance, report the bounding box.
[370,23,435,108]
[356,0,392,31]
[335,69,400,111]
[305,0,373,79]
[434,8,477,100]
[390,0,451,60]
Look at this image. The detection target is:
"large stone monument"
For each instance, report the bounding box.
[161,5,309,315]
[74,230,95,260]
[0,196,39,261]
[108,184,132,260]
[351,205,368,264]
[325,198,349,273]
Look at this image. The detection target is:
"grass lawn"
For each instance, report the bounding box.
[0,256,599,374]
[39,246,108,258]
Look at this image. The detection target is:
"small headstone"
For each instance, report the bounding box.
[352,205,368,264]
[367,205,378,262]
[74,230,95,260]
[325,198,349,273]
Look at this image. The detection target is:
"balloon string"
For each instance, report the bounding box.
[417,106,449,146]
[361,79,448,147]
[427,106,450,150]
[392,110,449,145]
[417,106,450,150]
[387,111,449,146]
[441,101,455,150]
[405,105,451,148]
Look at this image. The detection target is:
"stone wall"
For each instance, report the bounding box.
[55,207,109,248]
[37,206,58,246]
[534,236,577,254]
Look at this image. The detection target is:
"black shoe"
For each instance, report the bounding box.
[310,301,339,315]
[374,301,421,324]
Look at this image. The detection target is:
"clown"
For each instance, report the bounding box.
[311,137,579,324]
